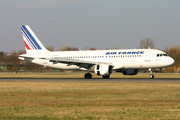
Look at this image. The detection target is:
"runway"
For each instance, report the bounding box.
[0,78,180,83]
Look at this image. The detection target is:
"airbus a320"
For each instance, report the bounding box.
[18,25,174,79]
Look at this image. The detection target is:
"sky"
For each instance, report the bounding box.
[0,0,180,52]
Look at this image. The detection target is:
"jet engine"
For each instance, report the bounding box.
[116,69,138,75]
[94,64,113,76]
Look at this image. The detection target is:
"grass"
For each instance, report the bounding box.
[0,81,180,119]
[0,72,180,78]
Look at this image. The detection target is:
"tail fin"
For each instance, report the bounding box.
[21,25,48,54]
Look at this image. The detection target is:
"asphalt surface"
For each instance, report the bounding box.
[0,78,180,83]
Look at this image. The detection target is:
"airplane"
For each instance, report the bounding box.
[18,25,174,79]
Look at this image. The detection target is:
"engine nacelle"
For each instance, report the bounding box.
[94,64,113,76]
[116,69,138,75]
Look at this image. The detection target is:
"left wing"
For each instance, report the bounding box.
[46,58,112,69]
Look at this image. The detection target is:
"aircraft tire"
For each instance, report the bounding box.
[149,74,154,79]
[84,73,92,79]
[102,75,110,79]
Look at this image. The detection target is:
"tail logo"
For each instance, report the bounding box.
[21,25,42,50]
[24,40,31,50]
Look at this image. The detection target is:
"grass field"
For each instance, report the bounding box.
[0,80,180,119]
[0,73,180,119]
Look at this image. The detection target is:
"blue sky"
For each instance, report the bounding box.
[1,0,180,52]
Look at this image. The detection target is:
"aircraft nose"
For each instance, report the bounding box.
[168,57,174,66]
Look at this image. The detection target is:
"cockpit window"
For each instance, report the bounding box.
[157,54,167,57]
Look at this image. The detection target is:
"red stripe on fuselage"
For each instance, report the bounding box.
[24,40,31,50]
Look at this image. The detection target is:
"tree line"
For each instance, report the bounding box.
[0,39,179,73]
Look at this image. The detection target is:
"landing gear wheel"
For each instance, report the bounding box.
[84,73,92,79]
[102,75,110,79]
[149,74,154,79]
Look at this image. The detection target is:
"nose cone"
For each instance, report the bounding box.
[167,57,174,66]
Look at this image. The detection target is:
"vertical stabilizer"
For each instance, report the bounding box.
[21,25,48,54]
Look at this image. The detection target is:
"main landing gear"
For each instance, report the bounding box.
[84,73,110,79]
[149,68,154,79]
[84,73,92,79]
[102,75,110,79]
[84,69,92,79]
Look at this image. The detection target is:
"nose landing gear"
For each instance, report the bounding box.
[149,74,154,79]
[149,68,154,79]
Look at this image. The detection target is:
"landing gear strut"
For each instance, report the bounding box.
[84,69,92,79]
[149,68,154,79]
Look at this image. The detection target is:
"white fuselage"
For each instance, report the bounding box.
[20,49,174,70]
